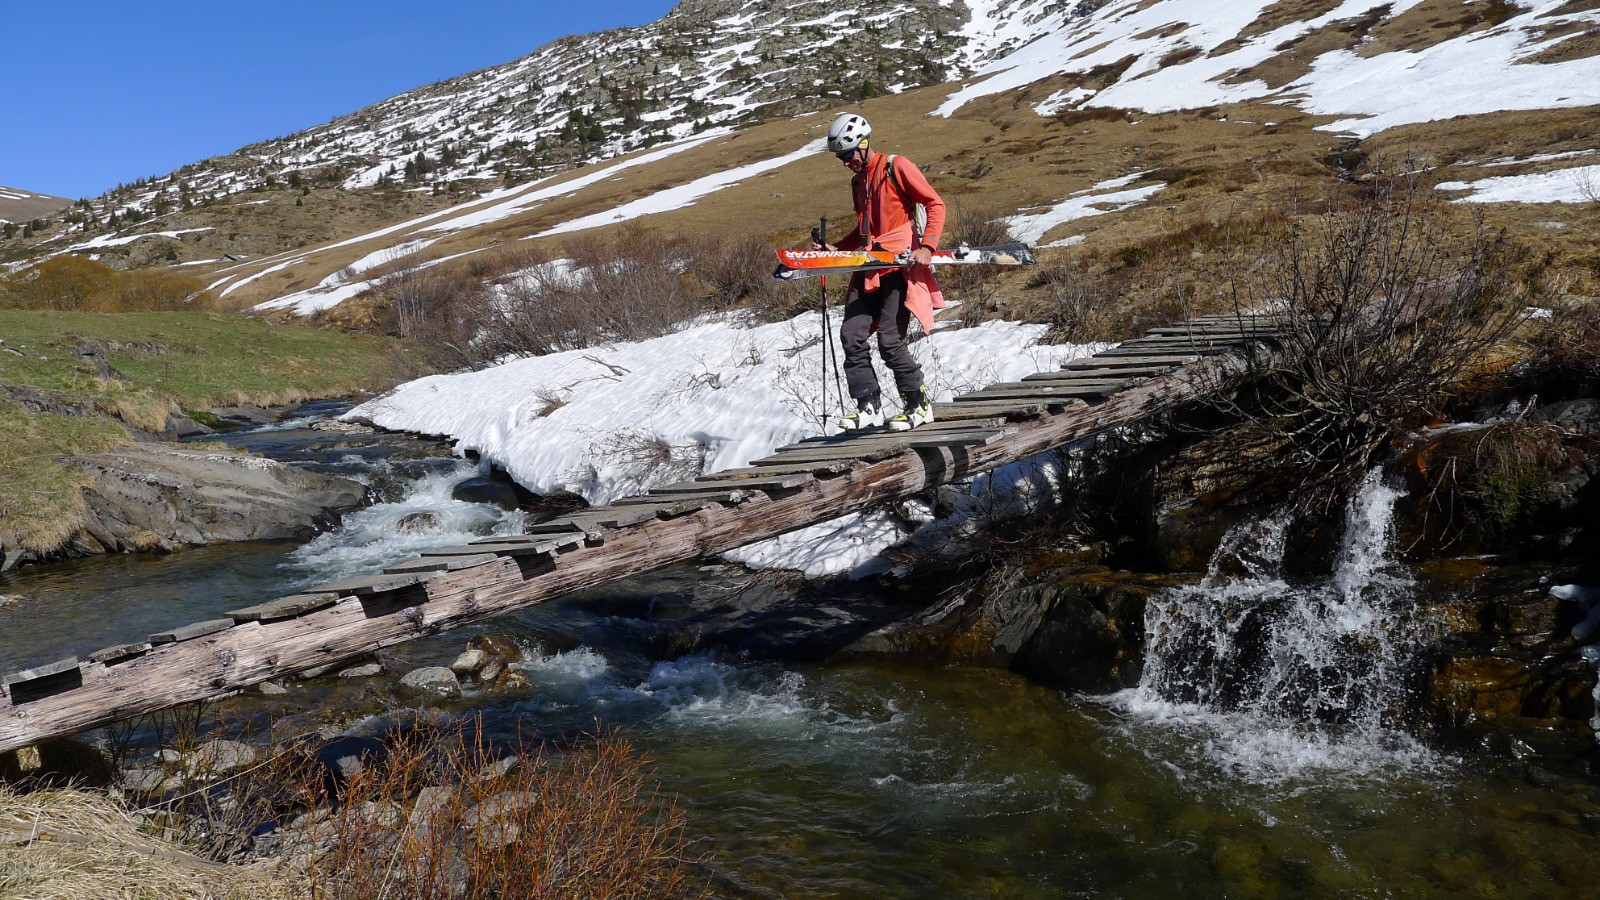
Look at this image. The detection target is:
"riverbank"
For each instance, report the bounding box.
[0,309,427,566]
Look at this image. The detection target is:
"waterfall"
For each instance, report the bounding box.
[1113,470,1442,782]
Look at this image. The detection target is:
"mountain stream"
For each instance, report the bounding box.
[2,408,1598,896]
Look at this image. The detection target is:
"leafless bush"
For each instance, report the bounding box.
[481,226,722,360]
[942,200,1014,326]
[689,234,786,315]
[589,427,711,495]
[287,721,705,899]
[377,256,494,369]
[1213,176,1528,505]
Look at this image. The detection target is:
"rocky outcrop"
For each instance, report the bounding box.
[62,443,367,557]
[852,546,1188,692]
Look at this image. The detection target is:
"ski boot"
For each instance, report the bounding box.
[889,387,934,432]
[839,396,884,431]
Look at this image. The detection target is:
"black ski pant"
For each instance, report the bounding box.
[840,270,924,405]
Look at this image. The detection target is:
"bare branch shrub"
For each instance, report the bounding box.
[1213,176,1528,504]
[286,721,705,899]
[687,234,786,315]
[942,200,1014,326]
[478,225,722,361]
[376,256,494,369]
[589,427,711,495]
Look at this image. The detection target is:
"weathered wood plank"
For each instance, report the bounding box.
[697,459,858,479]
[2,657,80,688]
[227,593,340,623]
[755,441,910,465]
[934,400,1054,419]
[149,619,235,645]
[614,489,761,507]
[86,642,151,665]
[1040,365,1174,380]
[655,472,815,494]
[1063,356,1195,370]
[303,572,434,596]
[421,543,549,558]
[385,553,503,574]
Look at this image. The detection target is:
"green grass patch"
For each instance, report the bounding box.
[0,399,130,553]
[0,310,422,413]
[0,309,426,555]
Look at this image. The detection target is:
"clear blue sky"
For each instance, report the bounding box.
[0,1,678,200]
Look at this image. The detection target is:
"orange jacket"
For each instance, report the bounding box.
[835,150,947,254]
[836,150,947,333]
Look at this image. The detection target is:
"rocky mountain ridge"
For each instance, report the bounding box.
[5,0,1598,296]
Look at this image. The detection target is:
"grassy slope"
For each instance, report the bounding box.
[0,310,423,555]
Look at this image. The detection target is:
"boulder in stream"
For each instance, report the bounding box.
[66,442,368,555]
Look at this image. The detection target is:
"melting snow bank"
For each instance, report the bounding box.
[1436,164,1600,205]
[346,311,1101,576]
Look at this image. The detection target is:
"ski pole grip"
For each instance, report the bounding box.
[812,216,827,248]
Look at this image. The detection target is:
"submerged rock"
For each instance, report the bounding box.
[398,666,463,701]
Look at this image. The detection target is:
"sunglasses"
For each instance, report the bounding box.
[835,150,858,162]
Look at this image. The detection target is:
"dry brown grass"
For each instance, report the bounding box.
[281,721,707,899]
[0,784,302,900]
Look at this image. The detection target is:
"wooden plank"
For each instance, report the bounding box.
[956,385,1123,403]
[385,553,503,574]
[421,543,549,558]
[655,472,815,494]
[86,642,151,665]
[902,428,1010,447]
[579,507,659,529]
[149,619,234,645]
[1064,356,1194,370]
[2,657,81,688]
[778,418,1008,451]
[753,443,909,465]
[1041,365,1174,379]
[614,491,760,508]
[994,377,1133,390]
[697,459,858,480]
[1096,345,1229,357]
[934,400,1052,419]
[521,519,591,535]
[227,592,339,623]
[303,571,433,596]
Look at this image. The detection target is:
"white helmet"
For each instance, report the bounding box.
[826,113,871,154]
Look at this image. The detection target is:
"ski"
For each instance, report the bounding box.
[772,242,1036,281]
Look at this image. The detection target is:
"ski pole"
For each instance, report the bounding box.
[815,215,831,428]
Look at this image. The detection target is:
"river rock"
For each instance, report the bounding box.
[185,739,258,776]
[450,474,523,510]
[66,442,368,555]
[1430,648,1596,725]
[398,666,463,701]
[450,646,487,675]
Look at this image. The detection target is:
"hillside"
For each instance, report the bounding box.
[0,186,69,230]
[3,0,1598,328]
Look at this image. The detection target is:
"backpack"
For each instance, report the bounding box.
[884,155,928,243]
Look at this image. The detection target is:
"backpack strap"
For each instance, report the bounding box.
[885,155,926,245]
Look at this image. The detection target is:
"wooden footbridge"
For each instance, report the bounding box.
[0,314,1284,753]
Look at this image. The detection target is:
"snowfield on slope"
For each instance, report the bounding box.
[347,311,1101,576]
[942,0,1600,135]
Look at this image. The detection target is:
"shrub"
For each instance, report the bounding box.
[1210,175,1529,506]
[287,721,706,899]
[0,256,216,313]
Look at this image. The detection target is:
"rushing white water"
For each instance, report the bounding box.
[281,461,528,587]
[1109,470,1444,784]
